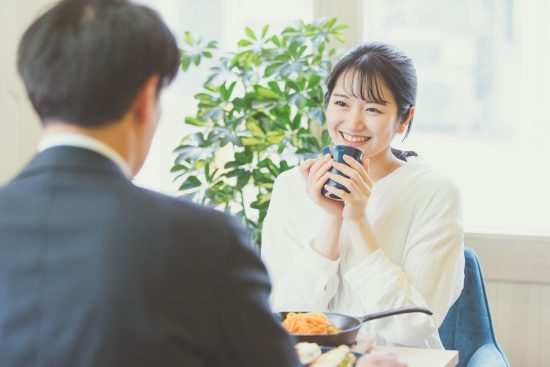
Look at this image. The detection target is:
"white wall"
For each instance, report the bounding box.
[486,280,550,367]
[0,1,52,184]
[313,0,363,48]
[467,234,550,367]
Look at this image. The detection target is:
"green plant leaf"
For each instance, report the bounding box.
[245,27,256,40]
[184,117,206,126]
[170,164,187,173]
[181,56,192,71]
[235,150,254,164]
[237,39,254,47]
[266,131,285,144]
[321,129,331,147]
[291,113,302,129]
[264,62,283,78]
[334,32,346,43]
[194,92,214,100]
[241,137,265,146]
[225,168,244,178]
[326,18,337,29]
[261,24,269,38]
[279,160,290,172]
[184,31,193,45]
[269,35,282,47]
[245,119,265,137]
[255,86,281,100]
[268,81,283,95]
[332,24,348,31]
[308,74,322,88]
[236,171,252,191]
[226,81,237,101]
[178,175,201,191]
[174,145,213,161]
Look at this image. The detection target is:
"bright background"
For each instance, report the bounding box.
[134,0,550,236]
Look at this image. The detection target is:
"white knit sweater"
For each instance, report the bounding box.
[261,157,464,349]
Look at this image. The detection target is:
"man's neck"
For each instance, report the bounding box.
[42,120,136,175]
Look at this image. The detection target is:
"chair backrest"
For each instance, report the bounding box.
[438,248,509,367]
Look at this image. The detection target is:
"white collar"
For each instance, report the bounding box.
[38,132,132,178]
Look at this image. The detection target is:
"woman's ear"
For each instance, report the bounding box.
[397,105,415,134]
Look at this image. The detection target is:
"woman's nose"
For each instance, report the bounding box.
[345,107,366,129]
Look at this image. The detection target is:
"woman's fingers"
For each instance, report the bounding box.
[331,160,362,183]
[302,154,332,185]
[301,156,346,217]
[299,159,316,180]
[329,167,369,197]
[313,158,334,182]
[341,155,373,188]
[309,153,331,176]
[302,155,334,200]
[324,184,351,202]
[314,172,330,193]
[328,172,369,197]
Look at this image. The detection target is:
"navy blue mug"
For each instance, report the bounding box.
[321,145,364,201]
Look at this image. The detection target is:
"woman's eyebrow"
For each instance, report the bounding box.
[365,99,388,106]
[334,92,389,105]
[333,93,350,99]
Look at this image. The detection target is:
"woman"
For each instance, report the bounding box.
[261,42,464,349]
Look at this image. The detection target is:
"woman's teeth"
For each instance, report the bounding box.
[341,132,370,143]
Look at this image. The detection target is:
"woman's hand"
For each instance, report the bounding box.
[300,154,344,218]
[323,155,372,222]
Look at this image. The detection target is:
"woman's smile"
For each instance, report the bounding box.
[339,130,372,146]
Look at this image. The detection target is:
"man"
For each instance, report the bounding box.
[0,1,407,366]
[0,0,299,366]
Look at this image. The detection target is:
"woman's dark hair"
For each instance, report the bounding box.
[324,42,417,140]
[17,0,180,127]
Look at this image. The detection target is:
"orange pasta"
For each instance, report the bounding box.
[282,312,341,335]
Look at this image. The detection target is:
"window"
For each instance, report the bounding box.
[364,0,550,235]
[134,0,549,236]
[133,0,313,193]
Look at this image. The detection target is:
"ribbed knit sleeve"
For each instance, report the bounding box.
[261,171,340,312]
[343,179,465,346]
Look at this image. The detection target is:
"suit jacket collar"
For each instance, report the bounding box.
[14,146,130,182]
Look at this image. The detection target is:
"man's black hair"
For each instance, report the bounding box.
[18,0,180,127]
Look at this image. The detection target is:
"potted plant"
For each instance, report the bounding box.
[173,18,347,247]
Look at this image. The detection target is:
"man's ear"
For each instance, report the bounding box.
[397,105,415,134]
[132,75,160,125]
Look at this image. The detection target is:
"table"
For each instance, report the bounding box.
[350,338,458,367]
[371,346,458,367]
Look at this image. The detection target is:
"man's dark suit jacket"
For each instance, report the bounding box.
[0,146,299,367]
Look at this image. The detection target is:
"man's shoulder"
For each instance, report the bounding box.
[128,185,238,230]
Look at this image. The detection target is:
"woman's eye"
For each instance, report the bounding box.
[365,107,381,113]
[335,100,348,107]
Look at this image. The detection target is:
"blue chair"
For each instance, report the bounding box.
[439,248,510,367]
